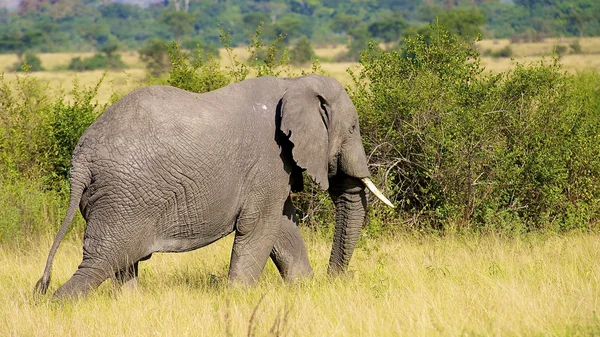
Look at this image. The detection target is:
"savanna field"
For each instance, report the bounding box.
[2,31,600,336]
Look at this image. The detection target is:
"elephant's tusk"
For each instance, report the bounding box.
[361,178,395,208]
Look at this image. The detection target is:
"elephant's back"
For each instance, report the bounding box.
[72,84,276,251]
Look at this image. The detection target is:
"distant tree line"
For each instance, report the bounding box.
[0,0,599,61]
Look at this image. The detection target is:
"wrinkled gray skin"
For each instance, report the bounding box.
[35,75,372,299]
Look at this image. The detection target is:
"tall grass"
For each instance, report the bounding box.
[1,233,598,336]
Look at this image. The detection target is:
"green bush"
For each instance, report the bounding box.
[67,53,126,71]
[14,52,44,72]
[0,71,105,242]
[0,72,51,181]
[570,40,582,54]
[139,38,171,77]
[554,44,568,56]
[490,45,513,58]
[0,179,78,244]
[351,23,600,232]
[46,77,105,184]
[3,23,599,242]
[290,36,316,65]
[0,72,105,185]
[165,42,230,93]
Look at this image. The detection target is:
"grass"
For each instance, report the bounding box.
[477,37,600,73]
[1,231,598,336]
[476,37,600,57]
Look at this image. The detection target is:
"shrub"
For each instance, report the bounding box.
[350,23,600,231]
[165,41,230,93]
[490,45,513,58]
[68,42,126,71]
[554,44,568,56]
[0,71,105,242]
[0,71,105,186]
[245,24,292,78]
[139,38,171,77]
[290,36,316,65]
[14,52,44,72]
[570,40,582,54]
[45,77,105,184]
[0,72,51,181]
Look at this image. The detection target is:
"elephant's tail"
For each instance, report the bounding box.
[34,168,89,295]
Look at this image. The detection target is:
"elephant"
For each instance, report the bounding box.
[34,74,393,299]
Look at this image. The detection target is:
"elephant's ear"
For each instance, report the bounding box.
[279,86,329,190]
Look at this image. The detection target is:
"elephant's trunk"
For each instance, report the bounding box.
[327,176,368,275]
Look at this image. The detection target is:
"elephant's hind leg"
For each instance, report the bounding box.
[53,263,113,300]
[114,254,151,290]
[270,198,313,282]
[114,261,139,290]
[53,229,144,300]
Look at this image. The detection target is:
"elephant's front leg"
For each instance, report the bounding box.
[228,204,281,284]
[270,197,313,282]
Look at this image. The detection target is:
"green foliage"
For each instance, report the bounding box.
[485,45,513,58]
[0,71,105,186]
[165,41,230,93]
[0,179,80,243]
[14,52,44,72]
[368,15,409,43]
[290,36,316,65]
[0,30,44,56]
[437,8,485,40]
[67,43,126,71]
[554,44,568,56]
[46,76,104,184]
[245,23,294,78]
[0,72,51,181]
[160,11,195,42]
[67,53,124,71]
[351,23,600,231]
[138,38,171,77]
[0,0,599,54]
[570,40,582,54]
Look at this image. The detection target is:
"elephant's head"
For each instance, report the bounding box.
[278,75,393,275]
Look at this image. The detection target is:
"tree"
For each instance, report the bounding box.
[0,30,44,61]
[139,38,170,76]
[272,14,309,40]
[438,8,485,39]
[368,15,409,43]
[160,11,195,43]
[290,36,315,65]
[79,23,112,48]
[14,52,44,72]
[330,13,362,44]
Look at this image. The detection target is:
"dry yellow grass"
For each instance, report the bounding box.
[477,37,600,57]
[1,232,598,336]
[477,37,600,73]
[481,54,600,74]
